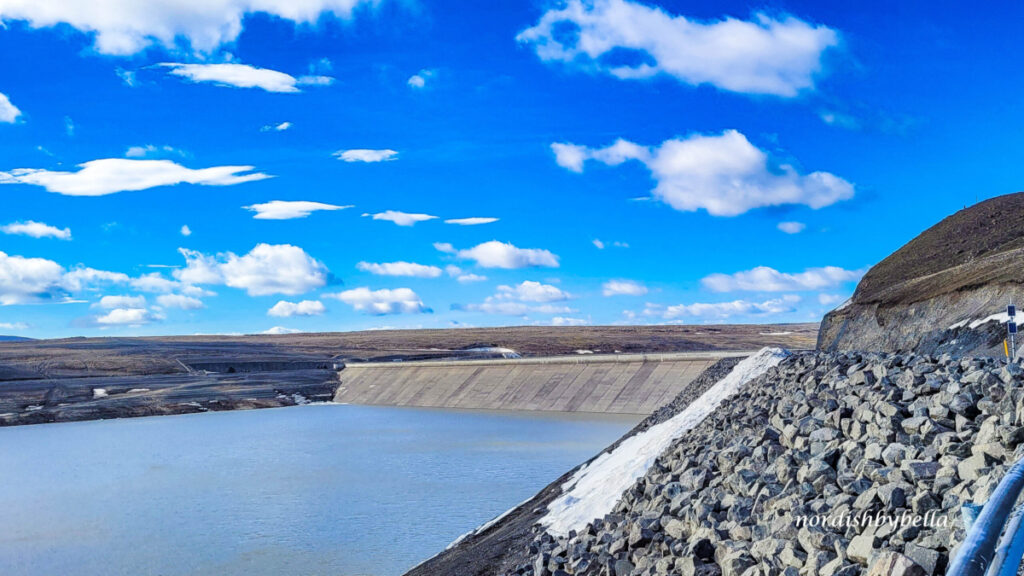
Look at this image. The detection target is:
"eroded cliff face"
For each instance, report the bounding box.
[819,193,1024,356]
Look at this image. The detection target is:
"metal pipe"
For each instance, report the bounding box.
[989,505,1024,576]
[948,457,1024,575]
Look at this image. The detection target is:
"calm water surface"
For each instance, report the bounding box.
[0,404,637,576]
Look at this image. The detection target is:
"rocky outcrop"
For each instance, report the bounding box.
[513,351,1024,576]
[819,192,1024,357]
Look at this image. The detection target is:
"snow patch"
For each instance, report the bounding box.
[92,388,108,399]
[949,312,1012,331]
[127,388,150,393]
[575,349,594,355]
[540,347,790,537]
[465,346,522,358]
[760,331,793,336]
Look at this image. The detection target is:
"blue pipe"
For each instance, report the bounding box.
[989,506,1024,576]
[948,457,1024,575]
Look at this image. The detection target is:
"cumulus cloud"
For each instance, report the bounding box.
[602,279,648,296]
[0,92,21,123]
[357,261,442,278]
[0,322,28,330]
[180,225,192,236]
[701,266,864,292]
[459,281,573,316]
[777,221,806,234]
[334,149,398,163]
[517,0,839,97]
[445,217,498,226]
[267,299,325,317]
[553,130,854,216]
[0,158,270,196]
[160,63,332,93]
[156,293,204,309]
[0,0,379,56]
[496,281,570,303]
[364,210,437,226]
[645,295,801,320]
[261,121,292,132]
[131,272,182,293]
[326,287,429,315]
[0,253,133,305]
[448,240,559,269]
[2,220,71,240]
[245,200,351,220]
[95,295,146,309]
[96,307,161,326]
[175,243,328,296]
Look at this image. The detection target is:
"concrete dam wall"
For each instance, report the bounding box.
[332,351,752,415]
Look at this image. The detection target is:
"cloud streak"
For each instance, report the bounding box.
[0,158,269,196]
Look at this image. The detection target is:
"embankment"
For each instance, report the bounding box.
[334,352,752,414]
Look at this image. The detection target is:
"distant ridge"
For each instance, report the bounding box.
[0,336,32,342]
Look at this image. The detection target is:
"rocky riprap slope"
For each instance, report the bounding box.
[819,192,1024,357]
[516,351,1024,576]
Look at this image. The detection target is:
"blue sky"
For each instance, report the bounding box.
[0,0,1019,338]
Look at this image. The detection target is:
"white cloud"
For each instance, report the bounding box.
[496,281,570,303]
[262,326,304,335]
[457,273,487,283]
[444,264,486,283]
[407,69,433,89]
[175,244,328,296]
[701,265,863,292]
[0,92,21,123]
[0,158,270,196]
[267,299,325,317]
[517,0,839,97]
[0,322,28,330]
[125,144,184,158]
[551,316,588,326]
[261,121,292,132]
[131,272,181,293]
[445,217,498,226]
[460,281,573,316]
[357,261,442,278]
[819,110,860,130]
[645,295,801,320]
[180,225,192,236]
[326,287,429,315]
[364,210,437,226]
[156,293,204,309]
[777,221,806,234]
[0,0,378,56]
[434,242,456,254]
[451,240,559,269]
[61,268,130,291]
[335,149,398,163]
[2,220,71,240]
[602,279,647,296]
[554,130,854,216]
[96,307,160,326]
[593,238,628,249]
[96,295,146,309]
[245,200,351,220]
[160,62,333,93]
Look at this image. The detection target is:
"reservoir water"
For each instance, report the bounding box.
[0,404,638,576]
